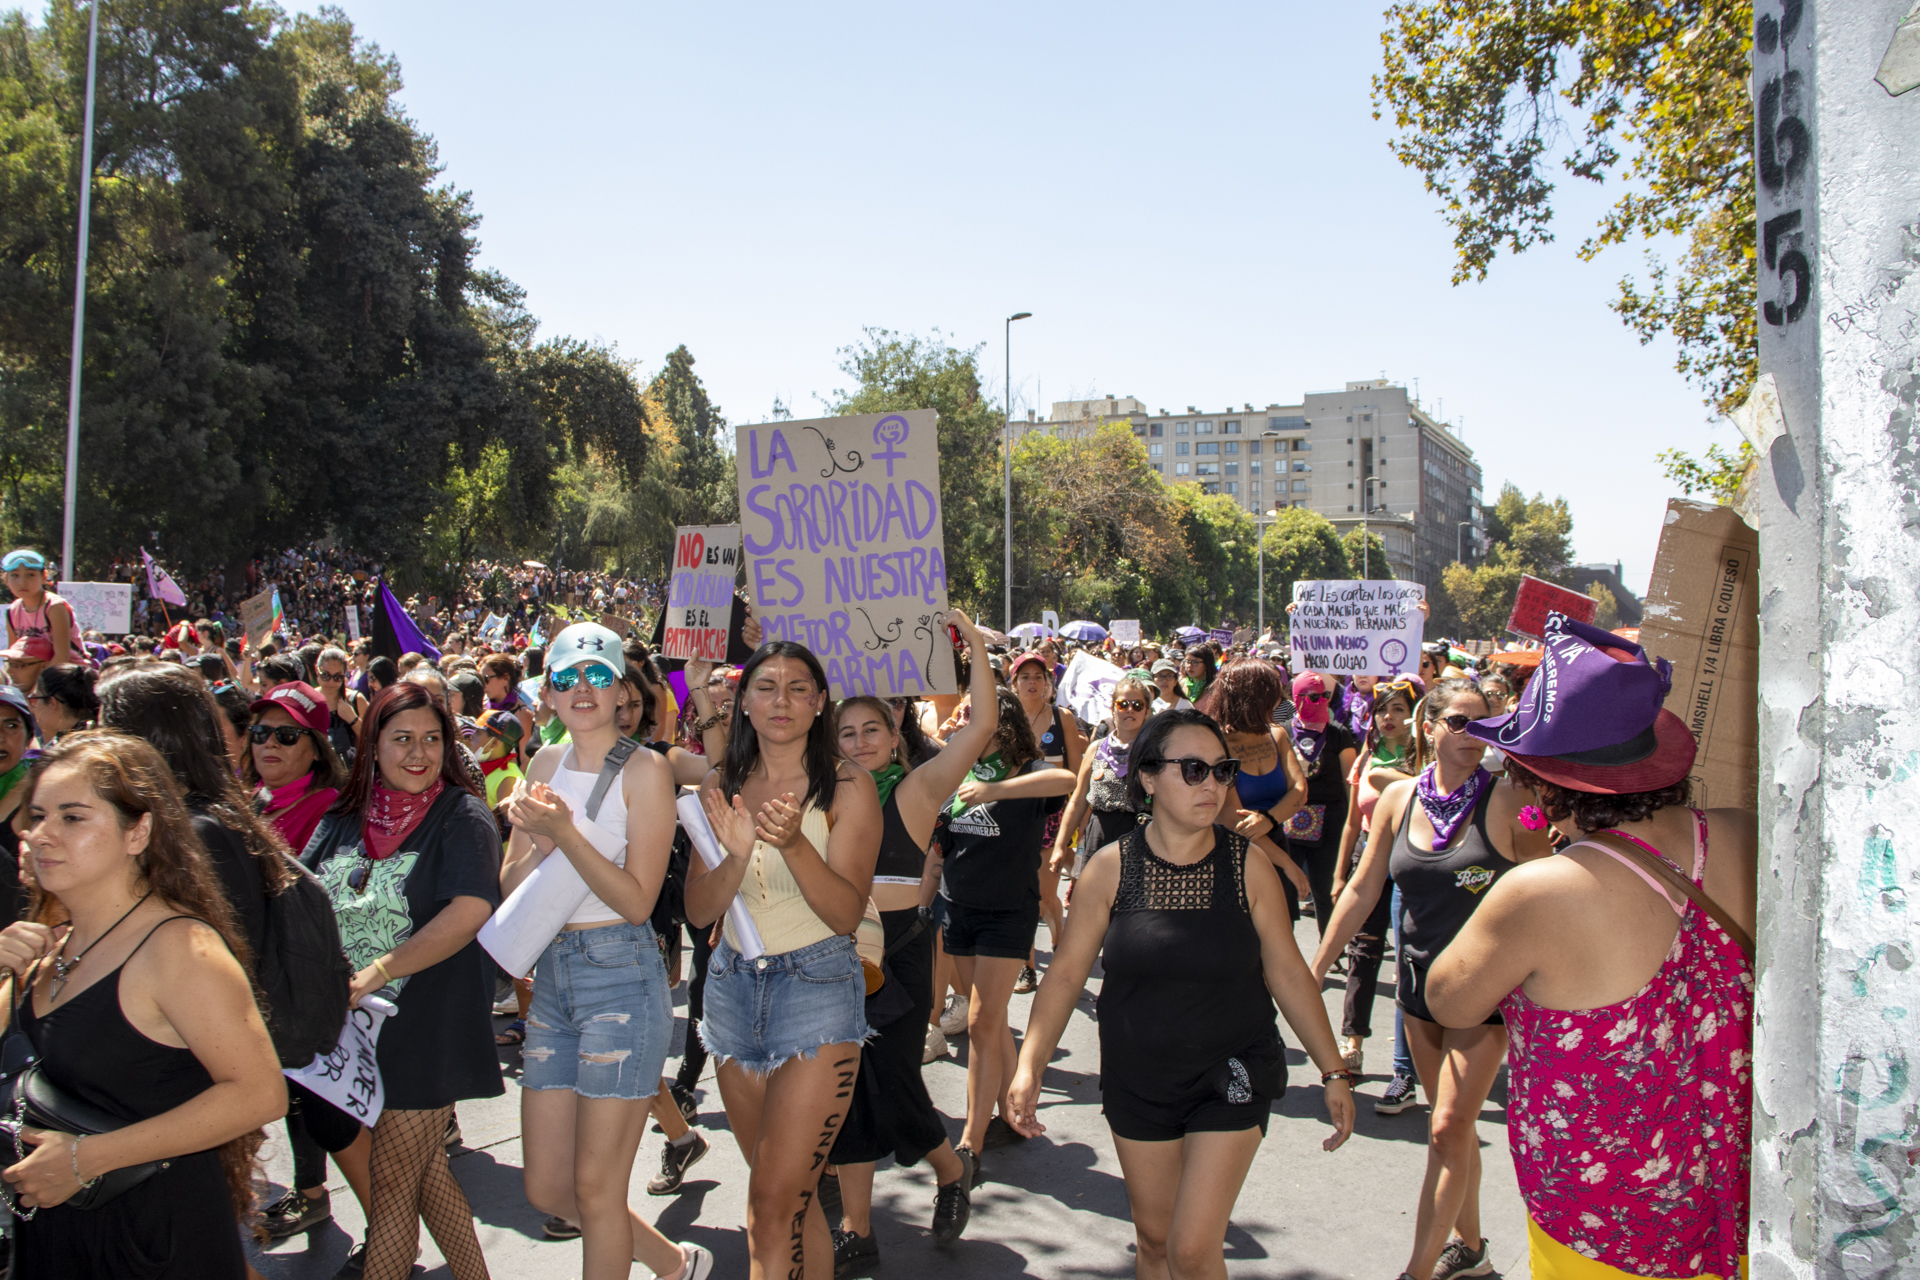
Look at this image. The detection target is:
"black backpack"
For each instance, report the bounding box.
[257,854,354,1069]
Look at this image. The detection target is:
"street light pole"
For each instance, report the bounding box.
[1004,311,1032,633]
[61,0,102,579]
[1257,508,1278,637]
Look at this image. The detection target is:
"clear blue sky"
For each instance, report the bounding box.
[318,0,1736,595]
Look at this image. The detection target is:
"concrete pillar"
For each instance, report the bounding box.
[1750,2,1920,1276]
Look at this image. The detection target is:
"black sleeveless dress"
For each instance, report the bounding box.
[1388,781,1515,1026]
[1097,826,1283,1142]
[831,791,946,1167]
[12,917,247,1279]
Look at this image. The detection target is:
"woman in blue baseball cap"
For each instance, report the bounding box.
[2,549,87,669]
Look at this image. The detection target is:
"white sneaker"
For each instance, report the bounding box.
[672,1242,714,1280]
[923,1025,950,1064]
[1340,1034,1366,1074]
[939,995,969,1037]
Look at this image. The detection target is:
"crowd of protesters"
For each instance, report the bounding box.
[0,541,1753,1280]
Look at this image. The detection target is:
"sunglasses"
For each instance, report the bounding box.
[1302,691,1331,703]
[317,671,345,683]
[1151,757,1241,786]
[348,856,374,894]
[1435,714,1475,734]
[249,724,310,746]
[548,662,616,692]
[1113,698,1149,712]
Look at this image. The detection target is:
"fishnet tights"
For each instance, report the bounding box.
[363,1106,490,1280]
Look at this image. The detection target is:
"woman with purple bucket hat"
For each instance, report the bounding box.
[1427,613,1755,1280]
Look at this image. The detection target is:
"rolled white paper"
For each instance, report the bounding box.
[675,792,766,960]
[479,811,629,979]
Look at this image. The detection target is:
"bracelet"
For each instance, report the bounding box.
[1321,1069,1357,1087]
[71,1136,98,1190]
[372,956,394,984]
[694,712,726,733]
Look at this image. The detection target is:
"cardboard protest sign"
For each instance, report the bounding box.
[286,997,394,1128]
[238,587,277,650]
[1209,627,1235,647]
[1507,574,1597,641]
[662,525,741,660]
[1109,619,1141,646]
[1289,580,1427,677]
[344,605,361,644]
[60,581,132,634]
[735,410,957,699]
[1637,500,1758,809]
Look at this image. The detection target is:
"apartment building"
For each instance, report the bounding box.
[1006,380,1482,586]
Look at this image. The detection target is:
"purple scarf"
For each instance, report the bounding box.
[1290,720,1328,778]
[1093,732,1133,778]
[1415,765,1491,848]
[1341,682,1372,742]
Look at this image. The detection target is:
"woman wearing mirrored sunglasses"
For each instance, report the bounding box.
[1007,708,1354,1279]
[1308,678,1553,1280]
[241,685,348,856]
[500,625,711,1280]
[301,681,502,1280]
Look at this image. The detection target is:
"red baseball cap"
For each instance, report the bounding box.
[1007,652,1052,681]
[249,680,330,735]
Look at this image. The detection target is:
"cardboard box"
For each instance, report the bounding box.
[1637,500,1759,810]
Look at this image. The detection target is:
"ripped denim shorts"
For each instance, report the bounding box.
[522,920,671,1100]
[698,933,870,1077]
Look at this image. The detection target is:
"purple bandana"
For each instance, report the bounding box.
[1093,732,1133,778]
[1415,764,1491,848]
[1290,720,1328,778]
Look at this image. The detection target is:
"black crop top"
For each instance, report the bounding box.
[873,790,927,886]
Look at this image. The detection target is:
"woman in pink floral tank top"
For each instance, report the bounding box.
[1426,615,1756,1280]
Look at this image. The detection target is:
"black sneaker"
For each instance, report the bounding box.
[1375,1072,1420,1115]
[831,1226,880,1278]
[332,1239,423,1278]
[1432,1235,1493,1280]
[1013,964,1038,994]
[542,1214,582,1239]
[954,1144,984,1189]
[648,1131,711,1195]
[263,1187,332,1239]
[931,1160,973,1245]
[817,1168,843,1224]
[668,1081,698,1125]
[982,1115,1027,1149]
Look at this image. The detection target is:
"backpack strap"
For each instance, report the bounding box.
[585,737,641,823]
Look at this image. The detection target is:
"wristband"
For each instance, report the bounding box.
[1321,1069,1357,1087]
[71,1136,98,1191]
[372,956,394,984]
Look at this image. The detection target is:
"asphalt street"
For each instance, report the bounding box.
[248,916,1529,1280]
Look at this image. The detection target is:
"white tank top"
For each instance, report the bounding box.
[545,748,631,926]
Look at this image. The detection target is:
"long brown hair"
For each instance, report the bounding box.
[333,682,483,815]
[1196,658,1285,733]
[20,731,264,1222]
[986,686,1042,774]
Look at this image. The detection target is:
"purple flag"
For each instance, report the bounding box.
[141,548,187,607]
[372,580,441,663]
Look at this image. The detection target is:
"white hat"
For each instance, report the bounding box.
[546,623,626,677]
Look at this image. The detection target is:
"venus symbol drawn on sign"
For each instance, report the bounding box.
[1380,639,1408,677]
[871,415,910,478]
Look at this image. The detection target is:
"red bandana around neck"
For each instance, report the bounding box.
[363,777,447,860]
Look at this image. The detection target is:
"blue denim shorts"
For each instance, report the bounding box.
[698,933,870,1076]
[522,921,672,1100]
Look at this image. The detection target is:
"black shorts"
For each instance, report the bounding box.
[941,898,1039,960]
[1102,1081,1270,1143]
[1397,957,1505,1027]
[289,1080,364,1152]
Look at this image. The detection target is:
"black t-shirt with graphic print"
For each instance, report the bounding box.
[939,758,1054,912]
[303,787,504,1110]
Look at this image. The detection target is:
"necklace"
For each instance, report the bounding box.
[50,892,153,994]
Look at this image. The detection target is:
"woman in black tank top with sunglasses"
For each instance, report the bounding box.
[0,733,284,1280]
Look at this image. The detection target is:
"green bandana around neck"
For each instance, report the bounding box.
[949,751,1012,816]
[0,758,27,806]
[870,762,906,807]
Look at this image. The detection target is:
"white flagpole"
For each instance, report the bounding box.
[61,0,101,578]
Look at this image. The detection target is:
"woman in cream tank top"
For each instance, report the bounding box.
[688,641,882,1280]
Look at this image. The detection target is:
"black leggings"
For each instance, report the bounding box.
[1282,840,1341,935]
[1341,838,1395,1037]
[675,921,716,1087]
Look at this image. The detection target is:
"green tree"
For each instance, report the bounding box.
[1376,1,1755,412]
[1439,483,1576,639]
[1585,580,1620,630]
[1658,439,1754,504]
[1341,526,1391,579]
[650,344,734,526]
[1257,507,1353,636]
[1169,487,1261,629]
[827,328,1002,619]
